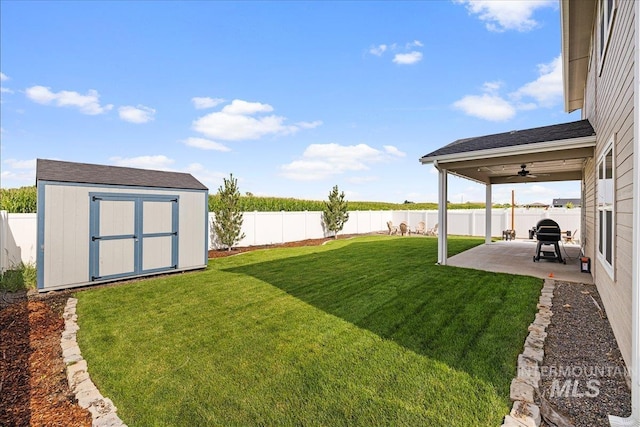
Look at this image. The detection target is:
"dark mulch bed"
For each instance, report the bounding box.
[538,281,631,426]
[208,234,362,258]
[0,291,92,427]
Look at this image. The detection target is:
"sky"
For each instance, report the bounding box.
[0,0,582,205]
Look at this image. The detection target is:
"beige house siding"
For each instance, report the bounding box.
[582,0,635,368]
[583,157,596,266]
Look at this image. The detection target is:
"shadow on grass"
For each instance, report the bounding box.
[225,237,542,398]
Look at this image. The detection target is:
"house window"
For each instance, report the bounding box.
[598,0,616,68]
[597,141,614,275]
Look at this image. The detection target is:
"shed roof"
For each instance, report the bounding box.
[420,119,595,160]
[36,159,208,191]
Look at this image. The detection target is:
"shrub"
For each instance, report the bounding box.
[0,262,37,292]
[211,174,246,251]
[322,185,349,238]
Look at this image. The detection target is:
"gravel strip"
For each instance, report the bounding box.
[538,281,631,426]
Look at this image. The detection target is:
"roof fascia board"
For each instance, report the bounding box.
[420,134,596,165]
[438,147,594,171]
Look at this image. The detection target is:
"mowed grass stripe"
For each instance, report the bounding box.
[76,236,541,426]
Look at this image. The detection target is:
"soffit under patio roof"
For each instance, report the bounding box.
[561,0,596,113]
[419,119,596,185]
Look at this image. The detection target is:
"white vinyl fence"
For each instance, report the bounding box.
[1,208,581,272]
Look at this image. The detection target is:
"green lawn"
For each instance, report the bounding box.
[75,236,542,426]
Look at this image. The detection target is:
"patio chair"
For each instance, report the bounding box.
[399,222,409,236]
[564,229,579,244]
[415,221,426,235]
[426,223,438,236]
[387,221,398,235]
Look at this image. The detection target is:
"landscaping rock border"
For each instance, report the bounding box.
[501,278,555,427]
[61,297,128,427]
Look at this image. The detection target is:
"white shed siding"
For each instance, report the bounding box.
[39,183,206,290]
[43,185,91,288]
[177,191,207,268]
[583,0,635,367]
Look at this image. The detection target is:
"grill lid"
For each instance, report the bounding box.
[535,219,562,242]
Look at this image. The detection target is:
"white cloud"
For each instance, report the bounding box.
[192,96,225,109]
[0,158,37,188]
[482,81,503,93]
[0,72,11,95]
[110,155,174,170]
[393,51,423,65]
[184,163,227,189]
[192,99,319,141]
[280,143,402,181]
[384,145,406,157]
[369,40,424,65]
[181,137,231,152]
[453,93,516,121]
[369,44,387,56]
[118,105,156,124]
[455,0,555,32]
[512,55,562,107]
[453,55,561,121]
[4,158,36,169]
[296,120,323,129]
[25,85,113,115]
[222,99,273,115]
[25,86,113,115]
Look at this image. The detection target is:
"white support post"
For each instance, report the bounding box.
[0,210,7,273]
[437,165,448,265]
[485,184,492,244]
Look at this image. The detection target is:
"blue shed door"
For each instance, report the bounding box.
[89,193,179,282]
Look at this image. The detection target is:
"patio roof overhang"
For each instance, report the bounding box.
[561,0,596,113]
[419,120,596,185]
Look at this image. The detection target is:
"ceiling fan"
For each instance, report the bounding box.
[517,164,534,177]
[508,164,549,180]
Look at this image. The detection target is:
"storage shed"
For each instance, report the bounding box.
[36,159,209,291]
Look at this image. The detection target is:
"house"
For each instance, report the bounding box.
[36,159,209,291]
[552,198,582,207]
[420,1,639,425]
[523,202,550,209]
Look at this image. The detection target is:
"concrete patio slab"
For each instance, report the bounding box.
[447,239,593,284]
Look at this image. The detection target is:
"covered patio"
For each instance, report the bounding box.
[420,119,596,268]
[447,239,593,284]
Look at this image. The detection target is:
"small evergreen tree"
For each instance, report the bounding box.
[212,174,246,251]
[323,185,349,238]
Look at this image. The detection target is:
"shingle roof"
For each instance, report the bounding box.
[36,159,208,191]
[421,119,595,160]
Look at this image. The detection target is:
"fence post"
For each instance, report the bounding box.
[0,210,7,273]
[471,210,476,236]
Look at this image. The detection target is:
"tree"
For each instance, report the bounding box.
[322,185,349,238]
[212,174,246,251]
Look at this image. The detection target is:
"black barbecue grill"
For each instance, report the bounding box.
[532,219,566,264]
